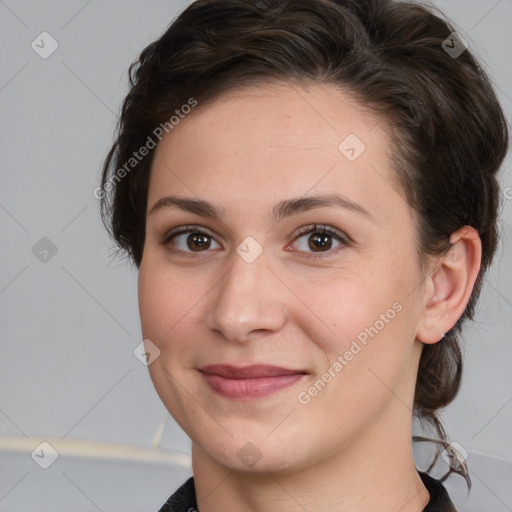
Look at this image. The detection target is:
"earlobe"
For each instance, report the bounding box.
[416,226,482,345]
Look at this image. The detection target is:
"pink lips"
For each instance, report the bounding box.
[199,364,307,400]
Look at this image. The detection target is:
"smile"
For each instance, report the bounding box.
[199,364,308,400]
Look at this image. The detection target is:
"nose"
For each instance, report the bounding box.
[205,248,287,343]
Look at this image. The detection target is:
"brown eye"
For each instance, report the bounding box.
[164,227,222,253]
[187,233,211,251]
[308,232,333,252]
[291,225,347,255]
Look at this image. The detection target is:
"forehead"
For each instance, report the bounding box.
[148,82,406,224]
[166,81,383,157]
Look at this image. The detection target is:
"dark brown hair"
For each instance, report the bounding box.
[100,0,509,487]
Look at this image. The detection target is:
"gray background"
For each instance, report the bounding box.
[0,0,511,510]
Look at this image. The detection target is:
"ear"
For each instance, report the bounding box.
[416,226,482,344]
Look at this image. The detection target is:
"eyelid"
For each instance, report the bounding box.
[160,225,223,257]
[162,224,220,244]
[162,223,349,256]
[287,224,350,257]
[292,223,349,242]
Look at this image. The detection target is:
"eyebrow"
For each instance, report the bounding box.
[148,193,374,223]
[148,195,221,218]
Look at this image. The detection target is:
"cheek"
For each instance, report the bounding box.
[138,261,198,342]
[290,267,403,354]
[137,262,203,418]
[290,261,418,406]
[293,287,412,425]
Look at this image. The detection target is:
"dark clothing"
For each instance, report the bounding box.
[157,471,455,511]
[419,472,456,512]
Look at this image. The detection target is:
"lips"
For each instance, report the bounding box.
[200,364,306,378]
[199,364,307,400]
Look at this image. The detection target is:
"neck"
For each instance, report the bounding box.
[191,405,430,512]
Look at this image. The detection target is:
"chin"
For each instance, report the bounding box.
[195,431,311,475]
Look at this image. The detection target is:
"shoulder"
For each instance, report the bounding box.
[157,477,197,512]
[419,471,457,512]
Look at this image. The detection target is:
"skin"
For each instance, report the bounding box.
[138,82,481,512]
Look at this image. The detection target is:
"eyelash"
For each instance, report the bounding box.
[162,224,349,258]
[291,224,349,256]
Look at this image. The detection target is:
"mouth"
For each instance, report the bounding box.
[199,364,308,400]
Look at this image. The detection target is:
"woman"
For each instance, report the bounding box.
[100,0,509,510]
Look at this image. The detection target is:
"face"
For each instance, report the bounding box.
[138,82,428,474]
